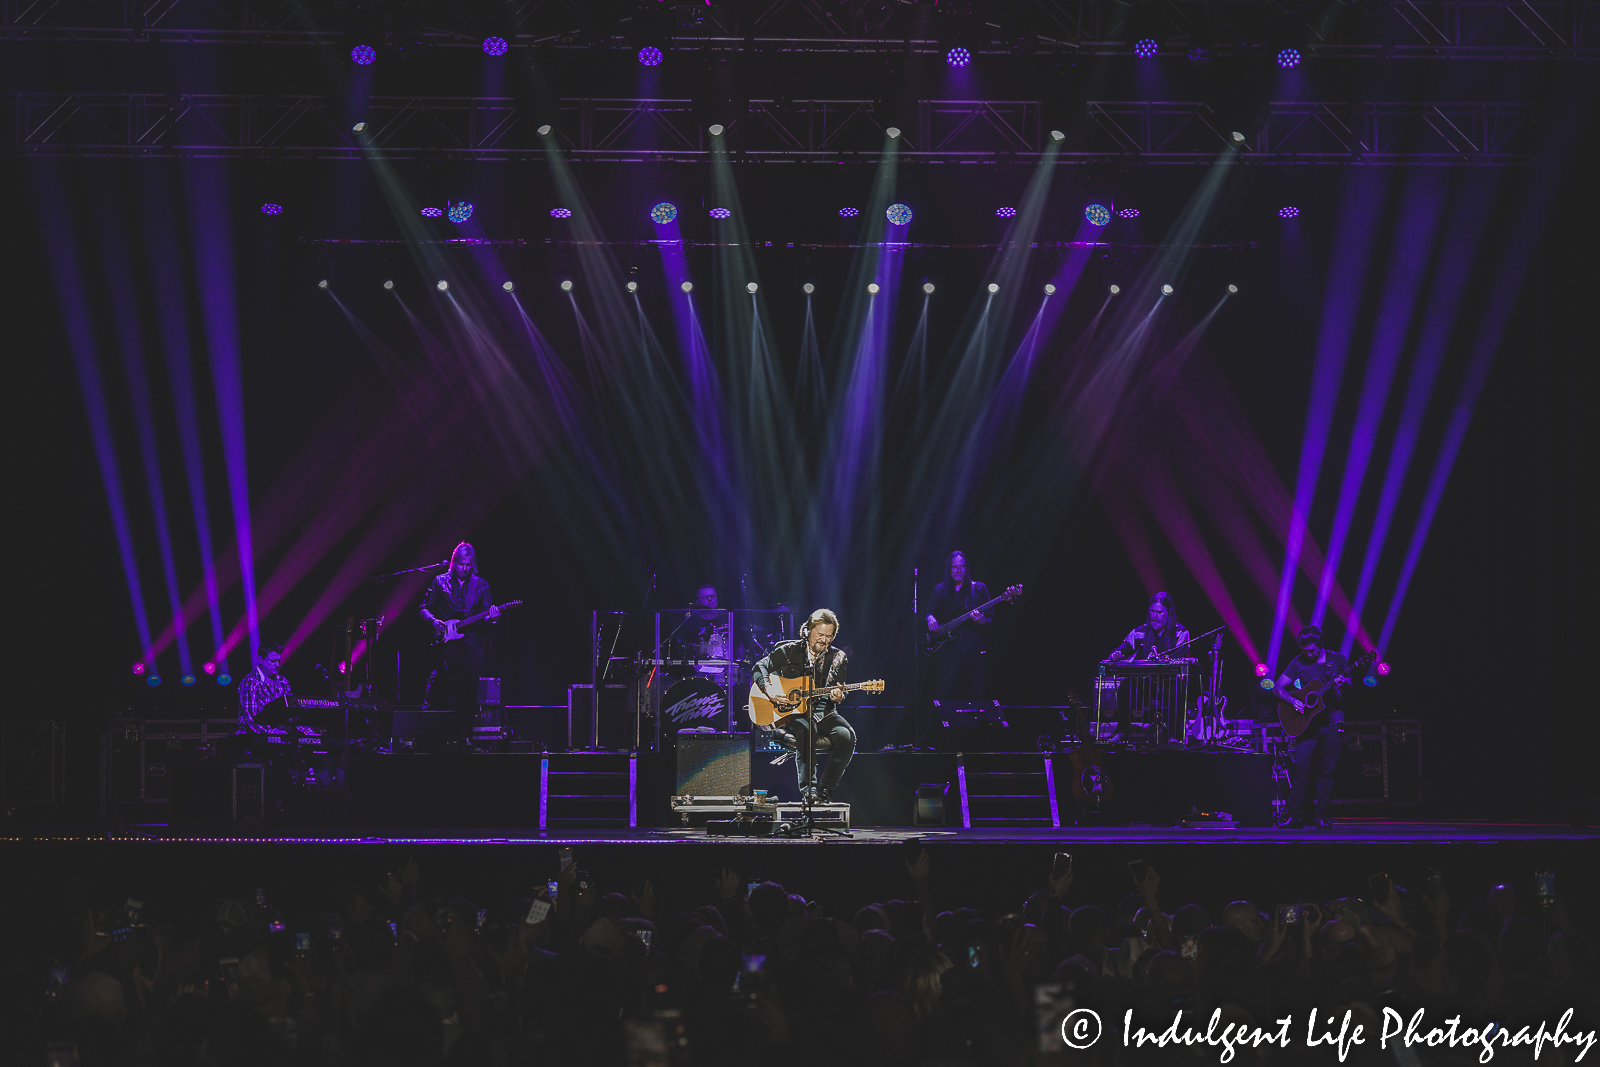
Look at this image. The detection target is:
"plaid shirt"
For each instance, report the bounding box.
[237,668,293,733]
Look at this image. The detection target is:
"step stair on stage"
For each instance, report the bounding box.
[539,753,637,829]
[955,753,1061,828]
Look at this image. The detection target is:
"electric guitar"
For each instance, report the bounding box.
[432,600,523,644]
[747,676,886,726]
[1276,649,1376,739]
[924,584,1023,654]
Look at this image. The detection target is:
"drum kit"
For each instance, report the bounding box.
[652,604,794,742]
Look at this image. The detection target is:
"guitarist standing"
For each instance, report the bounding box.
[419,541,501,711]
[752,609,853,803]
[925,550,991,701]
[1276,625,1348,830]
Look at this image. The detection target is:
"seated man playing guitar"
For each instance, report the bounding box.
[419,541,502,712]
[751,609,853,803]
[1275,624,1351,830]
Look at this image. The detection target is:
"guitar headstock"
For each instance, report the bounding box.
[1003,584,1023,601]
[861,679,886,693]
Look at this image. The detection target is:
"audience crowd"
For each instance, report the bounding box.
[8,848,1595,1066]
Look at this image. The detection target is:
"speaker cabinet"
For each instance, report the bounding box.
[674,733,751,796]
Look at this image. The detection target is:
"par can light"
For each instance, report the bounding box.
[436,280,449,291]
[987,283,999,293]
[383,280,394,290]
[626,281,638,292]
[708,124,724,136]
[923,282,935,294]
[803,283,815,294]
[1161,284,1174,295]
[681,281,693,293]
[502,281,514,292]
[746,282,759,293]
[560,280,573,291]
[1044,283,1056,295]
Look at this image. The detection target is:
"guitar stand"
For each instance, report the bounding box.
[774,679,851,839]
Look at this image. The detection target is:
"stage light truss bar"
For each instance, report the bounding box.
[1,0,1594,59]
[4,94,1536,165]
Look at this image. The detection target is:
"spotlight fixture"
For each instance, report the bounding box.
[638,45,664,67]
[1084,203,1111,226]
[1227,283,1239,293]
[709,208,731,219]
[945,46,972,68]
[131,662,146,676]
[352,122,367,133]
[886,203,913,225]
[627,281,638,292]
[803,282,815,294]
[1161,284,1174,295]
[1044,283,1057,295]
[1230,131,1245,142]
[867,282,880,294]
[560,280,573,291]
[447,201,474,223]
[202,662,216,676]
[650,202,678,224]
[383,280,394,290]
[995,206,1017,218]
[181,674,197,687]
[1279,205,1300,219]
[708,124,724,136]
[1050,129,1065,142]
[1362,673,1379,687]
[1276,47,1302,69]
[537,124,552,136]
[1258,676,1276,691]
[351,44,377,66]
[922,282,935,294]
[147,674,162,687]
[436,280,449,291]
[746,282,759,293]
[1117,207,1140,218]
[1109,284,1121,294]
[886,126,902,139]
[681,281,693,293]
[217,673,232,686]
[420,207,443,218]
[502,281,514,292]
[1133,38,1158,58]
[838,207,860,218]
[1254,663,1270,677]
[1377,662,1392,676]
[550,207,572,219]
[987,282,999,293]
[482,36,509,56]
[318,279,329,289]
[260,203,284,216]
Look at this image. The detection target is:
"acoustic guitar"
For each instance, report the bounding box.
[1276,649,1376,739]
[433,600,523,645]
[746,676,886,726]
[924,584,1023,655]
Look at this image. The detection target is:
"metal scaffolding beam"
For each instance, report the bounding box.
[4,93,1536,165]
[1,0,1595,60]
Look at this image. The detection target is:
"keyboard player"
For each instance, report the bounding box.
[1104,592,1191,740]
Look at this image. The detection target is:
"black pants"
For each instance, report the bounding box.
[425,642,484,712]
[780,712,856,792]
[934,651,985,702]
[1287,722,1343,821]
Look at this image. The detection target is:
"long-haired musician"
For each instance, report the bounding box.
[419,542,500,711]
[925,549,991,701]
[751,609,855,803]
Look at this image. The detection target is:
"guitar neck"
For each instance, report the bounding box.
[941,595,1007,634]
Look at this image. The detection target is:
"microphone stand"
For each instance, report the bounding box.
[367,560,451,584]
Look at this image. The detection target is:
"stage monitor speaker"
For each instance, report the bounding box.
[392,709,471,740]
[924,700,1011,751]
[675,733,751,796]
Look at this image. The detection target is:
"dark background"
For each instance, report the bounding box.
[5,29,1597,822]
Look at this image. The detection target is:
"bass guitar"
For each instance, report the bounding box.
[747,676,886,727]
[924,584,1023,655]
[433,600,523,645]
[1276,649,1376,739]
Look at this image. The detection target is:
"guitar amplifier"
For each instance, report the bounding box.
[675,733,751,796]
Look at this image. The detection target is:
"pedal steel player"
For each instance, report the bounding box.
[752,609,854,803]
[1276,625,1350,830]
[1104,592,1192,740]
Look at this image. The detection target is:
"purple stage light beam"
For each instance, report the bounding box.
[1311,175,1448,633]
[31,162,155,665]
[183,160,261,659]
[1342,176,1501,657]
[1267,168,1390,672]
[95,189,194,675]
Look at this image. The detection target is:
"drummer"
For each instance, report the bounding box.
[689,585,730,680]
